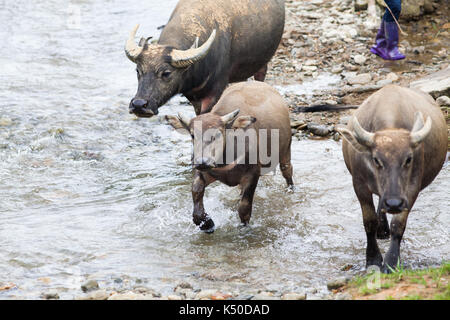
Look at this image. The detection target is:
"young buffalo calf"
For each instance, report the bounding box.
[166,82,293,232]
[337,85,447,272]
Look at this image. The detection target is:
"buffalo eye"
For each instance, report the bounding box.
[404,155,413,167]
[373,156,383,169]
[161,70,172,81]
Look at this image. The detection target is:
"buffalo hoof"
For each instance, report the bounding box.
[366,255,383,269]
[199,218,215,233]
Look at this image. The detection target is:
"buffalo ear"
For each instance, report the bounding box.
[232,116,256,130]
[165,115,190,134]
[337,127,371,153]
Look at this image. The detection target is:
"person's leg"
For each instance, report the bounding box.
[370,19,388,59]
[383,0,405,60]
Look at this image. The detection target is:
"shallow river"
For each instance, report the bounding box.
[0,0,448,299]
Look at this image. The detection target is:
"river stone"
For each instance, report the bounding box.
[353,54,366,65]
[386,72,399,82]
[42,290,60,300]
[347,73,372,85]
[281,292,307,300]
[81,280,99,292]
[354,0,368,11]
[307,123,331,136]
[83,289,110,300]
[436,96,450,107]
[167,294,183,300]
[327,277,349,290]
[331,65,344,74]
[290,119,306,129]
[410,66,450,98]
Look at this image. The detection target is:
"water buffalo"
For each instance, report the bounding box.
[125,0,285,117]
[166,81,293,232]
[337,85,447,272]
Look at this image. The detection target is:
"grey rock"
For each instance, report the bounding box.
[281,292,307,300]
[436,96,450,107]
[83,289,110,300]
[42,290,60,300]
[347,73,372,85]
[81,280,99,293]
[307,123,331,136]
[353,54,366,65]
[327,277,349,290]
[354,0,368,11]
[410,66,450,99]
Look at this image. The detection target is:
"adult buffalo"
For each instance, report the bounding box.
[125,0,285,117]
[337,85,447,273]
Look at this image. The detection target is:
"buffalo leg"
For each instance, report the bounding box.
[238,171,260,225]
[355,184,383,268]
[376,200,390,239]
[254,64,268,82]
[383,210,410,273]
[184,94,202,115]
[192,170,216,233]
[200,79,229,114]
[280,146,294,189]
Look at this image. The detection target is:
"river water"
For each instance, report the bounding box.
[0,0,448,299]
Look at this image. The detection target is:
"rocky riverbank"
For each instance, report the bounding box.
[265,0,449,143]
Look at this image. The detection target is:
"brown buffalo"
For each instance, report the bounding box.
[166,81,293,232]
[125,0,285,117]
[337,85,447,272]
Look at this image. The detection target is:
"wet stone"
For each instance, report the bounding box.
[42,290,60,300]
[81,280,99,293]
[327,277,349,290]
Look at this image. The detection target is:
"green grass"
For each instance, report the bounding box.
[346,261,450,300]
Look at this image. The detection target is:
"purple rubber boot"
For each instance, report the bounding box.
[384,21,405,60]
[370,20,390,59]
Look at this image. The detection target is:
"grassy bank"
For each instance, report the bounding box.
[339,262,450,300]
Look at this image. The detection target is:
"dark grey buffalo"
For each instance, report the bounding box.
[125,0,285,117]
[337,85,447,272]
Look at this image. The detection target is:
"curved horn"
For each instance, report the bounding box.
[221,109,240,124]
[410,112,432,146]
[170,29,216,68]
[352,116,375,147]
[125,24,144,62]
[177,112,192,128]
